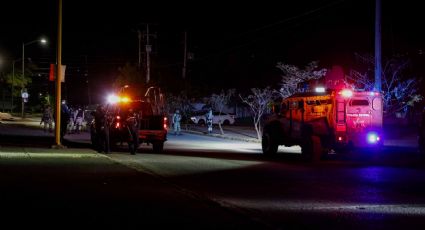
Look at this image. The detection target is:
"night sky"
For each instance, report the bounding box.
[1,0,424,105]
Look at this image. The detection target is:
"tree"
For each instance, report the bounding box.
[2,65,34,113]
[165,93,194,130]
[240,87,276,140]
[209,89,235,135]
[3,65,34,98]
[349,54,422,117]
[276,61,327,99]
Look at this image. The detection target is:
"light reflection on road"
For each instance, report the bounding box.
[165,132,301,154]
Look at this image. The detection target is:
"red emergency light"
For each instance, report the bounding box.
[339,89,353,98]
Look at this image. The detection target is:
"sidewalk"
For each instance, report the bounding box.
[2,114,419,148]
[180,124,261,143]
[180,123,419,148]
[0,115,91,145]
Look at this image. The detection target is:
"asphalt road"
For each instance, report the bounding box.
[1,121,425,229]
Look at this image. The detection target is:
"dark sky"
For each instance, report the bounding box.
[1,0,424,104]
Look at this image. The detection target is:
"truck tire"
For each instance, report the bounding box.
[262,130,278,155]
[301,135,322,161]
[153,141,164,153]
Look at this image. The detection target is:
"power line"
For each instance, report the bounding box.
[194,0,347,62]
[228,0,346,41]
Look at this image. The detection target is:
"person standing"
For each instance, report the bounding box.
[206,109,213,134]
[125,107,140,155]
[60,101,71,142]
[172,109,182,135]
[74,107,85,134]
[94,104,110,153]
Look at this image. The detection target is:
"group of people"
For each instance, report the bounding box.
[91,104,141,155]
[39,102,87,139]
[172,108,214,135]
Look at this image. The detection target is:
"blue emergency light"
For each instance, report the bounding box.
[367,132,380,144]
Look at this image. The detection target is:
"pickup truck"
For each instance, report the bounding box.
[90,99,168,153]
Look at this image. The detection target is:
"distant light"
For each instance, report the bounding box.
[338,136,343,141]
[315,87,325,93]
[369,91,380,96]
[40,39,47,44]
[340,89,353,97]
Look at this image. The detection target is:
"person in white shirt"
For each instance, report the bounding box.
[172,109,182,135]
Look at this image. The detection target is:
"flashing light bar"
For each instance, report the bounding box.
[107,94,131,104]
[315,87,325,93]
[121,97,130,103]
[107,94,120,104]
[340,89,353,98]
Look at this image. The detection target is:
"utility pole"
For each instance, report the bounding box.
[182,31,187,80]
[374,0,382,92]
[54,0,64,147]
[22,43,25,118]
[85,55,91,105]
[138,30,142,69]
[139,23,156,84]
[146,24,151,84]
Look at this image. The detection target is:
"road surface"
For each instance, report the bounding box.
[1,120,425,229]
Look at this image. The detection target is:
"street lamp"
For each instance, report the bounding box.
[21,38,47,118]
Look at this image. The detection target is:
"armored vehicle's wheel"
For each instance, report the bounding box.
[301,135,322,161]
[262,131,278,155]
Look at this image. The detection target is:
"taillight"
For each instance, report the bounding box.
[163,117,167,129]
